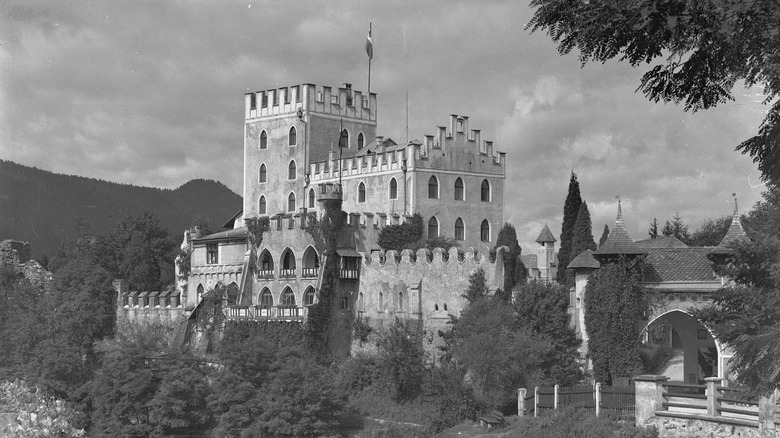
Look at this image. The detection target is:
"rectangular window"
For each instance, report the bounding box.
[206,244,218,264]
[340,297,349,310]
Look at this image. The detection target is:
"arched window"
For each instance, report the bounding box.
[398,291,404,311]
[258,196,266,215]
[302,246,319,278]
[281,248,296,270]
[357,132,364,150]
[428,176,439,199]
[304,287,316,306]
[455,218,465,240]
[281,287,296,307]
[480,219,491,242]
[358,292,365,312]
[378,292,384,310]
[260,130,267,149]
[428,216,439,238]
[259,163,267,183]
[481,179,491,202]
[435,303,439,311]
[339,129,349,148]
[289,126,297,146]
[454,177,464,200]
[197,284,204,302]
[287,192,296,212]
[259,249,274,272]
[444,303,448,311]
[389,178,398,200]
[227,282,239,306]
[260,288,273,307]
[358,182,366,203]
[308,188,315,208]
[288,160,297,180]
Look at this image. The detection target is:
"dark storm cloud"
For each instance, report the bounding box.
[0,1,769,250]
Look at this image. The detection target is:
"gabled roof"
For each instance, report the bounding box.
[642,248,717,282]
[636,235,688,249]
[535,224,556,243]
[192,227,248,243]
[594,201,646,256]
[568,250,600,269]
[711,195,750,254]
[222,210,244,230]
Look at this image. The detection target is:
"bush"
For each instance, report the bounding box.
[517,405,658,438]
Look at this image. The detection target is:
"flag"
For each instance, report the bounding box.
[365,23,373,60]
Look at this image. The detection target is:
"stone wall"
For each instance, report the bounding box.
[645,416,773,438]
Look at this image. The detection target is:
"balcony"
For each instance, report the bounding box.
[257,270,274,279]
[339,269,359,279]
[302,267,319,278]
[279,269,296,279]
[226,305,305,322]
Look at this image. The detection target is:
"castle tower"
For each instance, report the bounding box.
[593,201,646,263]
[242,83,378,220]
[536,223,556,283]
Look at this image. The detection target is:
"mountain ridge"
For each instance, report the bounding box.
[0,159,242,258]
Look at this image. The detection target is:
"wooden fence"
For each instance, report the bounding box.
[519,383,635,420]
[658,379,761,427]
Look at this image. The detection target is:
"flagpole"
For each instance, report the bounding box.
[367,22,372,96]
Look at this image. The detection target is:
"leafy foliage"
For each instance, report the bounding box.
[377,213,424,252]
[374,318,426,401]
[687,215,731,246]
[598,224,609,248]
[513,281,583,386]
[584,256,647,384]
[0,380,85,437]
[558,172,582,283]
[0,268,45,383]
[462,268,489,303]
[527,0,780,184]
[495,222,526,300]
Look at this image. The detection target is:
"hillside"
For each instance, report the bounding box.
[0,160,242,258]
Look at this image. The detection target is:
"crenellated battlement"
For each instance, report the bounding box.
[363,245,504,268]
[309,147,407,182]
[245,83,377,122]
[417,114,505,167]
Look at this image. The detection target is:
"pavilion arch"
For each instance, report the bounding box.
[302,246,319,271]
[227,282,239,306]
[259,287,273,307]
[281,286,296,307]
[639,309,726,382]
[281,248,296,270]
[258,249,274,272]
[303,286,316,306]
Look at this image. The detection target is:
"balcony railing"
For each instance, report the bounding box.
[280,269,296,278]
[226,305,305,321]
[302,267,318,278]
[257,270,274,279]
[339,269,359,279]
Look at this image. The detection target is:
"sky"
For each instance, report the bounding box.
[0,1,771,253]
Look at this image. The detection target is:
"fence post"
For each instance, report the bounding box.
[705,377,721,418]
[554,384,559,411]
[518,388,526,417]
[758,388,778,431]
[534,386,539,418]
[634,375,669,427]
[595,383,601,417]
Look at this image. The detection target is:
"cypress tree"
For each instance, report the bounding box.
[598,224,610,248]
[648,218,659,239]
[495,223,526,301]
[557,172,582,284]
[570,202,596,260]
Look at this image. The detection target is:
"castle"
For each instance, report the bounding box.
[116,82,528,352]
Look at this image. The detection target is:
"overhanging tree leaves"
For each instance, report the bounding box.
[528,0,780,184]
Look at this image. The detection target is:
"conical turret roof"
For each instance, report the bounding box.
[711,194,750,254]
[594,201,646,257]
[536,223,557,243]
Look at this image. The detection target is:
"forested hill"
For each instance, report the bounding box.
[0,160,242,258]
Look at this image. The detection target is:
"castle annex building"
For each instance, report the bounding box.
[145,83,509,343]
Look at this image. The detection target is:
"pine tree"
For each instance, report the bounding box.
[495,223,526,301]
[598,224,609,248]
[648,218,659,239]
[557,172,582,284]
[671,212,691,243]
[571,201,597,260]
[661,220,674,236]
